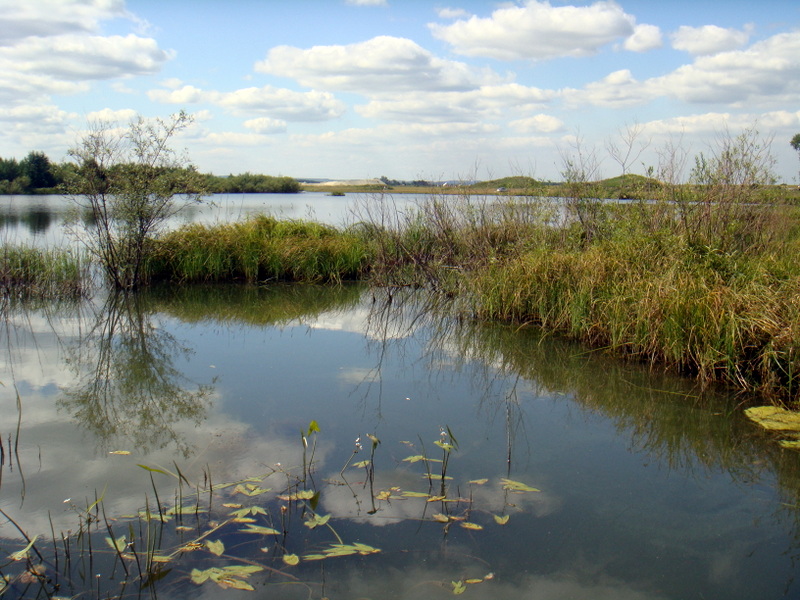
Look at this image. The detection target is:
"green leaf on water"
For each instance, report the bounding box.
[304,513,331,529]
[191,565,263,590]
[402,454,426,463]
[105,535,127,553]
[469,478,489,485]
[434,441,454,451]
[500,478,540,492]
[230,506,267,518]
[494,514,510,525]
[303,543,381,561]
[283,553,300,566]
[452,580,467,595]
[460,522,483,530]
[352,460,371,468]
[278,489,316,501]
[233,483,271,497]
[206,539,225,556]
[239,524,280,536]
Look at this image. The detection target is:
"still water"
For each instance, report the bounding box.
[1,194,799,599]
[1,283,799,599]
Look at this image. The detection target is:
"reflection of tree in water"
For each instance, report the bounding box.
[59,291,213,457]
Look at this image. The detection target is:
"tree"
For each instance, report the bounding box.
[66,111,206,290]
[20,151,56,189]
[791,133,800,157]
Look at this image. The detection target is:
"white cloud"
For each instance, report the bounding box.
[0,0,128,44]
[437,7,469,19]
[148,84,204,104]
[205,131,275,146]
[256,35,497,93]
[215,86,347,121]
[650,31,800,105]
[510,114,564,133]
[358,84,553,123]
[671,24,751,56]
[428,0,636,61]
[243,117,288,134]
[624,23,662,52]
[85,107,138,123]
[642,110,800,135]
[564,69,652,108]
[1,33,172,81]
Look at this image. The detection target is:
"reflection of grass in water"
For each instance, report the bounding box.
[0,425,538,599]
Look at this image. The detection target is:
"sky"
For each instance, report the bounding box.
[1,0,799,183]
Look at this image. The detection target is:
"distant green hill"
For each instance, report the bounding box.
[594,174,663,198]
[470,176,542,190]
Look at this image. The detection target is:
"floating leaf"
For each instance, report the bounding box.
[109,450,130,455]
[469,478,489,485]
[452,580,467,595]
[217,576,254,591]
[233,517,257,523]
[149,554,172,563]
[376,490,392,501]
[465,578,484,584]
[283,553,300,566]
[401,491,430,498]
[233,484,271,497]
[206,540,225,556]
[493,514,510,525]
[460,522,483,530]
[432,513,450,523]
[305,513,331,529]
[230,506,267,518]
[105,535,126,553]
[222,503,242,508]
[303,543,380,561]
[434,441,454,452]
[352,460,371,469]
[240,524,280,535]
[403,454,426,463]
[500,478,540,493]
[278,490,316,501]
[427,495,446,502]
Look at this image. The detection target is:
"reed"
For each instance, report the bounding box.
[0,245,88,298]
[145,215,370,284]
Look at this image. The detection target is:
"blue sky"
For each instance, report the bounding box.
[1,0,799,182]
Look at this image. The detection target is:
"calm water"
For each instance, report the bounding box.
[1,283,799,600]
[0,192,419,246]
[1,195,799,599]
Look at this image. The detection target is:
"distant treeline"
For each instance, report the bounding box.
[0,151,300,195]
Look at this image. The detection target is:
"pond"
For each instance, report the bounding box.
[1,282,799,600]
[0,192,420,246]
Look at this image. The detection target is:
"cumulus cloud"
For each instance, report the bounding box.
[624,23,663,52]
[510,114,564,133]
[215,86,346,121]
[256,36,497,93]
[650,31,800,105]
[428,0,636,61]
[243,117,288,134]
[671,24,752,56]
[148,84,204,104]
[86,107,138,123]
[358,84,553,123]
[1,33,171,81]
[563,69,651,108]
[0,0,128,45]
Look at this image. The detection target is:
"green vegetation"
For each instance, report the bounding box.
[1,245,87,298]
[146,215,370,284]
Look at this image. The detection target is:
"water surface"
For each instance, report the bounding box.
[1,284,798,599]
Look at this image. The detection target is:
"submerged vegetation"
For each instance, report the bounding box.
[0,422,534,598]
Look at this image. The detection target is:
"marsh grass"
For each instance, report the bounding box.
[145,215,370,284]
[0,245,88,298]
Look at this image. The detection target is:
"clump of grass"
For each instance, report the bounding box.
[0,245,88,298]
[145,215,371,284]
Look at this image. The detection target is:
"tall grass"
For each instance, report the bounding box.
[145,214,370,284]
[0,245,88,298]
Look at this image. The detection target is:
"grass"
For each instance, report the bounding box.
[0,245,88,298]
[144,214,370,284]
